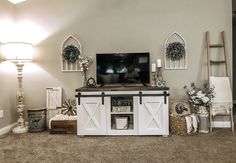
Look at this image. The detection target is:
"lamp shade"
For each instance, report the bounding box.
[8,0,26,4]
[1,42,33,62]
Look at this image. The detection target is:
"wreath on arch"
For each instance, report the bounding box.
[62,45,80,63]
[166,42,185,61]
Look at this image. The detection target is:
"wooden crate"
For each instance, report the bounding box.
[50,120,77,134]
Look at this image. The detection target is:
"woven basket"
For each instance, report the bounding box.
[170,115,188,136]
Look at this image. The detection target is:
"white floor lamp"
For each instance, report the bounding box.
[1,42,33,134]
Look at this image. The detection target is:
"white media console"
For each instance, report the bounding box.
[75,86,169,136]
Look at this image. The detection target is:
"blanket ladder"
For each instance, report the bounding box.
[206,31,234,132]
[206,31,229,81]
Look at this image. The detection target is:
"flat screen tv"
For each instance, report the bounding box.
[96,52,150,86]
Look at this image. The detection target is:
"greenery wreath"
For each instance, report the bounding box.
[166,42,185,61]
[62,45,80,63]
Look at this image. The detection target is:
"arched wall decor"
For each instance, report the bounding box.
[61,35,82,72]
[164,32,187,70]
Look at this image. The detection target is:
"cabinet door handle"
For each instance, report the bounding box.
[76,93,81,105]
[163,91,167,104]
[101,92,105,105]
[139,91,142,104]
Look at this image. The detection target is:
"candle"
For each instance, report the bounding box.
[151,63,156,72]
[157,59,161,68]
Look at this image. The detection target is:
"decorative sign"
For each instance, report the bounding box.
[46,87,62,109]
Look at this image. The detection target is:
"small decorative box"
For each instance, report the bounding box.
[115,117,128,130]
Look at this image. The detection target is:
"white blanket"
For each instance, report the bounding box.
[211,102,231,116]
[210,76,232,116]
[185,114,198,134]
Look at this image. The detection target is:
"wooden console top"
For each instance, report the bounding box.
[76,86,169,92]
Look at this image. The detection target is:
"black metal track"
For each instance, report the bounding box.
[75,91,170,105]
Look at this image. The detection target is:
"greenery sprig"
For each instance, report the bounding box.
[62,45,80,63]
[166,42,185,61]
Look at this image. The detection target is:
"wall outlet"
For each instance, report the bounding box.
[0,110,4,118]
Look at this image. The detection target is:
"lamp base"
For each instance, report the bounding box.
[12,125,28,134]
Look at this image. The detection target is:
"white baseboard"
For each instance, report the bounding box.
[211,121,231,128]
[0,123,17,136]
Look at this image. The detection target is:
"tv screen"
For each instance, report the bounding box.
[96,53,150,85]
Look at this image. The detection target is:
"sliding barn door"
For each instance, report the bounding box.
[77,97,107,135]
[138,96,169,135]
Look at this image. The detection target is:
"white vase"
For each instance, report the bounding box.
[83,71,87,87]
[197,106,208,115]
[197,106,209,133]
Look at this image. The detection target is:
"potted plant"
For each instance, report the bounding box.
[184,82,214,133]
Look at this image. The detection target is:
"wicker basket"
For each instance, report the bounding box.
[170,115,188,136]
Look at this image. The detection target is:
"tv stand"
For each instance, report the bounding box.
[75,86,169,136]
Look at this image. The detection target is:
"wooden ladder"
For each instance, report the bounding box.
[206,31,229,80]
[206,31,234,132]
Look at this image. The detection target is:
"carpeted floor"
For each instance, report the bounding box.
[0,129,236,163]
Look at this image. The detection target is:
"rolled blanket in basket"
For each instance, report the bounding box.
[185,116,192,134]
[190,114,198,133]
[185,114,199,134]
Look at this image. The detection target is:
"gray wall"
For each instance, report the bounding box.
[0,0,233,128]
[0,1,17,128]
